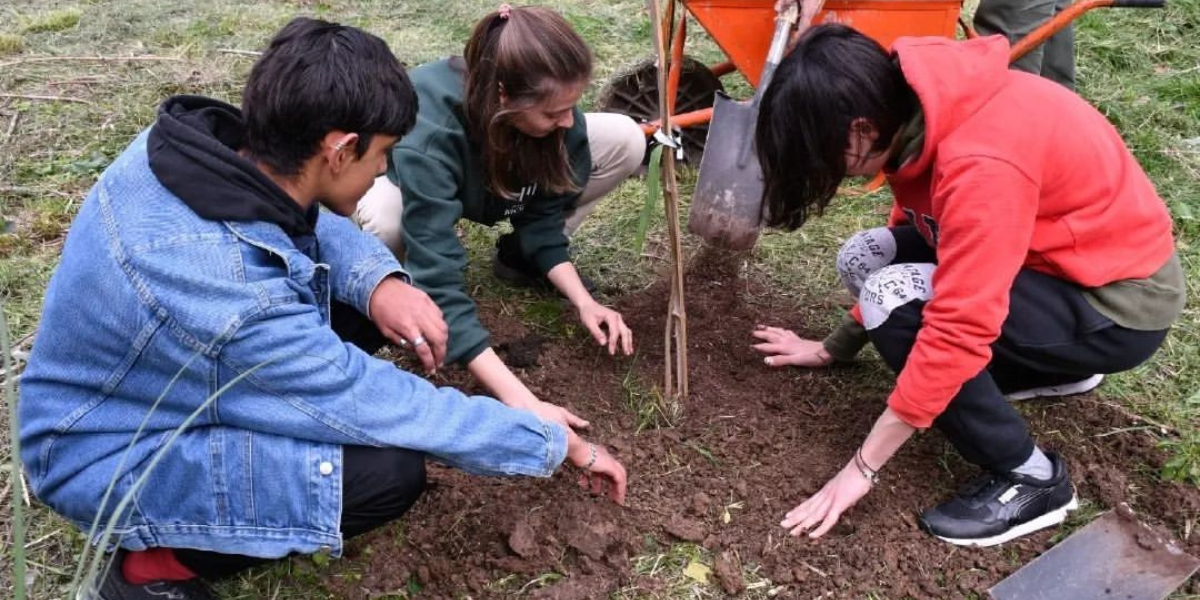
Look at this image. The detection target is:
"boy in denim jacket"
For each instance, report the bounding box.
[19,17,625,600]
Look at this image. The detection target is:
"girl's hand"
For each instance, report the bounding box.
[578,302,634,356]
[781,460,872,538]
[567,434,627,505]
[528,400,590,431]
[752,325,834,368]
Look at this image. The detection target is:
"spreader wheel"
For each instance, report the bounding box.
[596,56,724,165]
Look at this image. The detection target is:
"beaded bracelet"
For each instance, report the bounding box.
[583,443,597,471]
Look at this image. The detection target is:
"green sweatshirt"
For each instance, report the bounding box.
[390,58,592,366]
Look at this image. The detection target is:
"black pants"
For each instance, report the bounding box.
[175,303,426,579]
[867,227,1168,472]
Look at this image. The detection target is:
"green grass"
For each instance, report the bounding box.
[1071,0,1200,487]
[20,9,81,34]
[613,541,780,599]
[0,33,24,55]
[2,0,1199,598]
[622,361,681,432]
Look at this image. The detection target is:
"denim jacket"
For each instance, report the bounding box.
[19,130,568,559]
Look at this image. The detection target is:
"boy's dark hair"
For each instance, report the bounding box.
[242,17,417,177]
[756,24,917,230]
[462,6,593,199]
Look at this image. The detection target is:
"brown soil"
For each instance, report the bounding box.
[325,259,1200,599]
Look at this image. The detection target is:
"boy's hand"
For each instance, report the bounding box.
[369,277,448,373]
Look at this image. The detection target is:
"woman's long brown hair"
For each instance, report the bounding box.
[462,6,593,200]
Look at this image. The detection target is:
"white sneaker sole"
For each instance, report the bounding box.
[934,494,1079,548]
[1006,374,1104,402]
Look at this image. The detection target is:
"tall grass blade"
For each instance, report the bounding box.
[3,309,28,600]
[69,351,202,588]
[635,145,665,254]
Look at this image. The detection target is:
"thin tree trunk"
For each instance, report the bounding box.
[648,0,688,401]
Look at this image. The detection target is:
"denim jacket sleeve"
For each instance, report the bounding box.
[315,211,409,316]
[216,290,568,477]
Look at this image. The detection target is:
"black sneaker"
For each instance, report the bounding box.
[81,550,218,600]
[918,452,1078,547]
[493,234,597,295]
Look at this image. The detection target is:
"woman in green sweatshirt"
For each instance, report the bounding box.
[355,5,643,426]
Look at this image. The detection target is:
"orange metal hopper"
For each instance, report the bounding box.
[685,0,962,87]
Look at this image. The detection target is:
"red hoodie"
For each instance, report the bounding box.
[875,35,1175,429]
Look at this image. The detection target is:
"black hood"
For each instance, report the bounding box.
[147,95,315,237]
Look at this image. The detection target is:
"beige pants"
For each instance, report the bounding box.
[354,113,646,257]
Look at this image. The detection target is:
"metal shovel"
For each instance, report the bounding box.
[687,4,798,251]
[989,507,1199,600]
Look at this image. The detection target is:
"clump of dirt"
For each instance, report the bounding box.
[713,551,746,595]
[321,268,1200,599]
[665,514,707,542]
[495,334,549,369]
[507,520,541,559]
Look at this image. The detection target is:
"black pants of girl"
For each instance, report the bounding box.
[840,226,1167,472]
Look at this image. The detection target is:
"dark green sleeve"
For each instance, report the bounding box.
[822,312,869,362]
[395,146,490,366]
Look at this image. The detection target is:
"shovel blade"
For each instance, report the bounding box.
[989,509,1199,600]
[687,92,767,251]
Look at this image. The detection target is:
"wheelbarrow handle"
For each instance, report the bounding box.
[1011,0,1165,63]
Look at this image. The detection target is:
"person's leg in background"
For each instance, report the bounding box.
[1037,0,1076,89]
[358,113,644,252]
[974,0,1076,90]
[563,113,647,235]
[353,175,406,259]
[496,112,645,292]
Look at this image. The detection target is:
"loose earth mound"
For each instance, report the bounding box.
[322,261,1199,599]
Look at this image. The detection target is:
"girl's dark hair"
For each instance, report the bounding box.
[462,6,593,199]
[756,24,917,230]
[242,17,418,177]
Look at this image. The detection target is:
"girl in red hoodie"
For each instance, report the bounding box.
[751,24,1183,546]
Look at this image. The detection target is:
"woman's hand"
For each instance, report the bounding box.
[752,325,834,368]
[578,301,634,356]
[781,460,872,538]
[567,433,627,505]
[528,400,590,431]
